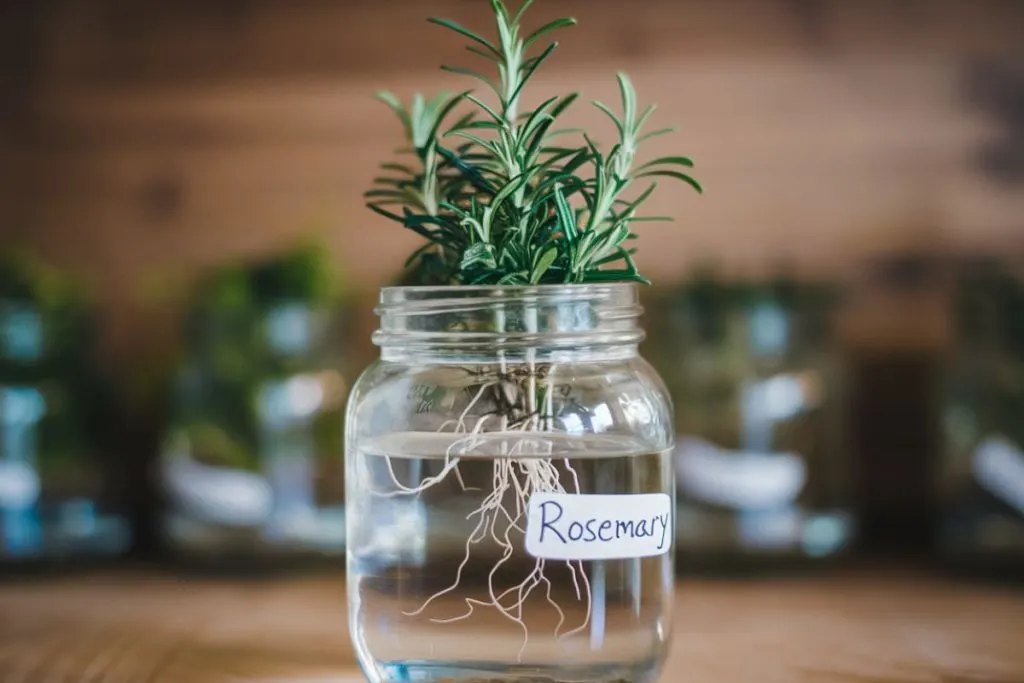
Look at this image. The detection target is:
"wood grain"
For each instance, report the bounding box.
[3,0,1023,355]
[33,0,1024,89]
[0,571,1021,682]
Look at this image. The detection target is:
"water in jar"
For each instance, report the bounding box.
[347,431,674,683]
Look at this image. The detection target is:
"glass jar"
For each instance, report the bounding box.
[159,299,349,570]
[0,298,130,567]
[938,258,1024,577]
[646,276,854,572]
[346,285,675,683]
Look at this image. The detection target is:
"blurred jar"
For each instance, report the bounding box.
[939,258,1024,577]
[647,272,854,572]
[0,252,130,569]
[159,246,351,572]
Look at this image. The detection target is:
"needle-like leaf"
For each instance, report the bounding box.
[427,17,500,56]
[367,1,700,286]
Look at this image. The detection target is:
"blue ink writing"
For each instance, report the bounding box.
[538,500,671,550]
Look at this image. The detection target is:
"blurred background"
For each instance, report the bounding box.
[0,0,1023,581]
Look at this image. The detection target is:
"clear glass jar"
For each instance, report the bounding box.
[346,285,675,683]
[646,278,854,572]
[938,258,1024,577]
[0,299,130,567]
[159,300,349,570]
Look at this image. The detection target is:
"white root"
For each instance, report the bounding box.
[367,358,592,661]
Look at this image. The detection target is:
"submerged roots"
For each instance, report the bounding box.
[368,366,592,660]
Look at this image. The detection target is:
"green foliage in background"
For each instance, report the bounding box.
[643,269,842,451]
[646,267,841,350]
[0,249,117,484]
[946,259,1024,454]
[169,241,348,472]
[366,0,702,286]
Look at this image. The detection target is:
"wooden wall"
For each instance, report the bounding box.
[2,0,1023,352]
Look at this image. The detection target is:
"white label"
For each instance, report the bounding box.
[525,493,673,561]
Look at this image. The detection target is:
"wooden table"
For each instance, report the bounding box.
[0,570,1022,682]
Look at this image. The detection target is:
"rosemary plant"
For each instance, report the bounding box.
[360,0,700,661]
[365,0,701,286]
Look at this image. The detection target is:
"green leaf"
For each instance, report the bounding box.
[637,127,675,144]
[508,43,559,107]
[512,0,537,25]
[524,17,577,46]
[466,45,498,62]
[637,156,695,170]
[530,247,559,284]
[363,189,408,199]
[436,146,496,193]
[592,246,639,267]
[518,95,559,143]
[618,182,659,216]
[427,17,500,56]
[553,184,578,243]
[376,91,412,139]
[489,173,528,214]
[629,216,675,223]
[450,119,503,132]
[544,127,584,141]
[493,0,513,51]
[634,104,657,135]
[580,268,649,284]
[375,91,406,120]
[422,91,471,152]
[523,93,579,162]
[616,72,637,127]
[635,169,703,193]
[560,147,594,176]
[549,92,580,119]
[445,130,502,156]
[497,271,529,286]
[533,172,588,202]
[380,162,418,175]
[371,176,414,187]
[366,203,405,223]
[441,66,500,96]
[490,0,510,22]
[460,242,498,270]
[593,100,625,137]
[399,218,442,243]
[464,94,505,123]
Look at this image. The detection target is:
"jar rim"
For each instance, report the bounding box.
[373,283,644,363]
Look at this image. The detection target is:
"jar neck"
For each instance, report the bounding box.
[373,284,644,364]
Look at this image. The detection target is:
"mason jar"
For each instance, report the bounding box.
[159,299,349,570]
[938,259,1024,577]
[346,285,675,683]
[649,280,854,572]
[0,299,130,568]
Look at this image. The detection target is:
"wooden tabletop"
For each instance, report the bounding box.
[0,570,1022,683]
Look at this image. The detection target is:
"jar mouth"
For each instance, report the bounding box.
[373,283,644,363]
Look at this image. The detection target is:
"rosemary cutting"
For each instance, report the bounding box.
[361,0,700,661]
[365,0,701,287]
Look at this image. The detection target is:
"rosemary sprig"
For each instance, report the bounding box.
[365,0,702,286]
